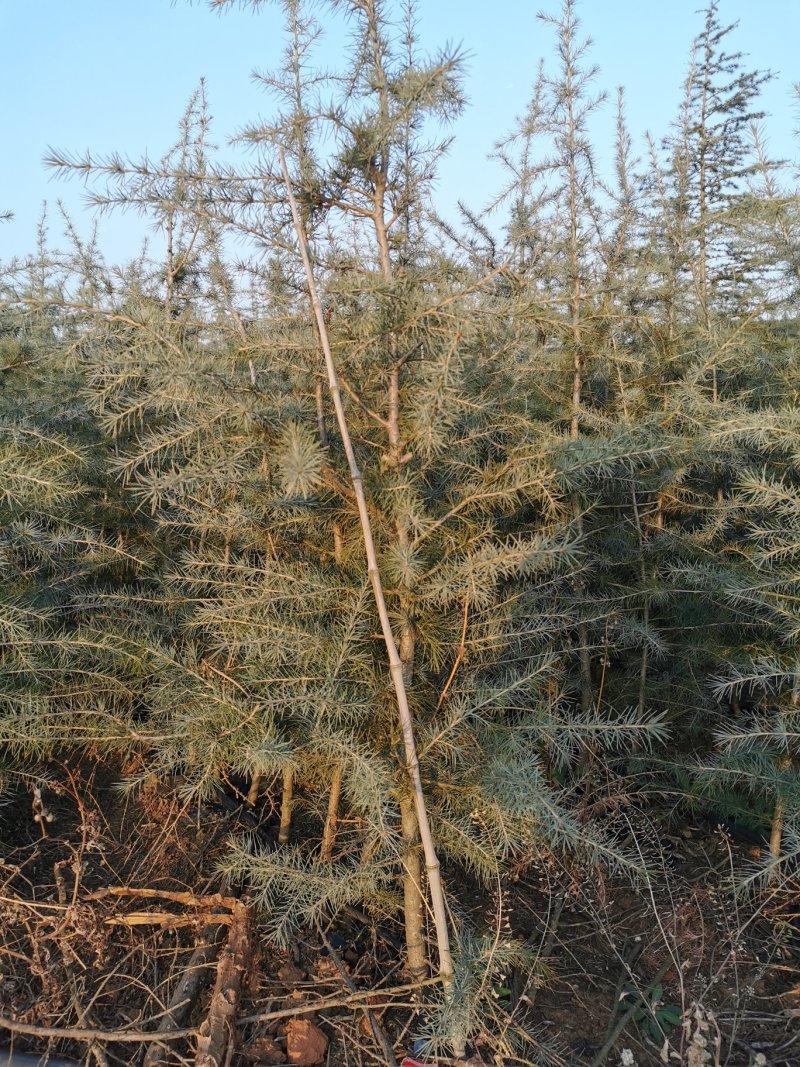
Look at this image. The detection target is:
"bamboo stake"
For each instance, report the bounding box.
[278,148,455,994]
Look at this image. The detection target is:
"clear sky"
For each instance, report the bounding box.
[1,0,797,263]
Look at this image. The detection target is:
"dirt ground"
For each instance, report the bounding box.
[1,764,798,1067]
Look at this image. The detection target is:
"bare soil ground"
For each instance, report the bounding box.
[1,764,798,1067]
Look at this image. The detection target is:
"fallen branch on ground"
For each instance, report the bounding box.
[0,977,442,1046]
[195,900,253,1067]
[144,921,227,1067]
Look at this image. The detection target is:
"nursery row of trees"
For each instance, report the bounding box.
[1,0,798,1051]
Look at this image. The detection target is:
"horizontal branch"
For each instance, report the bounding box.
[0,1017,194,1044]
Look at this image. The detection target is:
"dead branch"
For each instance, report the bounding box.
[0,977,441,1051]
[243,975,442,1025]
[105,911,231,928]
[317,925,398,1067]
[0,1019,195,1044]
[143,922,226,1067]
[194,901,253,1067]
[86,888,240,910]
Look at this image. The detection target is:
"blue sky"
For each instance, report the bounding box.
[1,0,797,263]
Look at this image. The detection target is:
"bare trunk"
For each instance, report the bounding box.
[278,766,293,846]
[400,794,426,981]
[770,674,796,877]
[332,522,344,566]
[316,377,329,448]
[383,237,427,982]
[567,92,593,716]
[320,765,343,863]
[165,213,175,315]
[246,772,263,809]
[576,618,593,714]
[631,490,649,717]
[654,492,665,532]
[570,347,582,440]
[638,629,649,719]
[572,488,593,715]
[769,791,785,879]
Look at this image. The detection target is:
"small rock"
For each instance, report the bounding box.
[286,1018,328,1066]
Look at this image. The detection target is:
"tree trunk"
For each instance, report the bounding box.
[245,772,262,809]
[769,791,785,879]
[400,793,427,981]
[278,766,293,846]
[320,765,343,863]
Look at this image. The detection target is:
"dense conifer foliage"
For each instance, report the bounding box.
[0,1,798,1060]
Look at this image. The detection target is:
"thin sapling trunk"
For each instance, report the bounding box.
[320,765,343,863]
[278,766,294,846]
